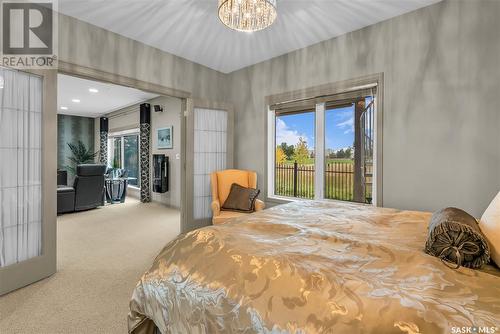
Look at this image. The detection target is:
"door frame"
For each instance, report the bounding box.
[182,98,234,233]
[0,61,192,295]
[0,69,57,296]
[58,61,192,232]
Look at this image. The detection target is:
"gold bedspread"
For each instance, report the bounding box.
[128,201,500,334]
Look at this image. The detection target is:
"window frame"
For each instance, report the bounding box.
[265,74,383,207]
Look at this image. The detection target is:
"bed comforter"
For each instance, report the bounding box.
[128,201,500,334]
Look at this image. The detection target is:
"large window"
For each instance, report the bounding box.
[269,87,378,205]
[109,132,140,187]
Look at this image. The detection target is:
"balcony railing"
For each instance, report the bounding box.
[275,161,372,203]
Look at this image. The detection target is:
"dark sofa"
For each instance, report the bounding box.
[57,164,107,214]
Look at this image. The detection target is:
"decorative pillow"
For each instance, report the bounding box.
[221,183,260,213]
[425,207,490,269]
[479,192,500,267]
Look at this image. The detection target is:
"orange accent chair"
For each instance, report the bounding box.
[210,169,265,225]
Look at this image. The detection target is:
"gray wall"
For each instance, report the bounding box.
[58,14,228,102]
[227,0,500,217]
[57,1,500,217]
[57,114,95,174]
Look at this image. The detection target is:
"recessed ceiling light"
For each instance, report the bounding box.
[89,88,98,93]
[72,99,81,103]
[60,106,68,110]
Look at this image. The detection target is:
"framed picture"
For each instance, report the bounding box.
[157,126,173,149]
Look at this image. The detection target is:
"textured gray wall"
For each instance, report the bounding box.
[58,14,228,102]
[227,0,500,217]
[57,114,95,172]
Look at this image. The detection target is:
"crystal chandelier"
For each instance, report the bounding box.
[218,0,277,32]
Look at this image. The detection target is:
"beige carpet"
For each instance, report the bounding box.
[0,198,180,334]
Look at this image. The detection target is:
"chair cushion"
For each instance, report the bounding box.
[212,210,248,225]
[216,170,250,205]
[222,183,260,212]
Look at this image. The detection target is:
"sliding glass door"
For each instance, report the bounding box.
[123,135,139,187]
[269,87,377,205]
[108,133,140,187]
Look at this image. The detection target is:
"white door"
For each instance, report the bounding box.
[0,67,57,295]
[182,100,233,232]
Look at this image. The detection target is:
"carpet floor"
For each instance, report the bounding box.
[0,198,180,334]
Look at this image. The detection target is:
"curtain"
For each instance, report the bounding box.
[0,68,43,267]
[193,108,227,220]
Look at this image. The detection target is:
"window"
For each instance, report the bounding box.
[112,137,122,168]
[275,110,315,198]
[123,135,139,187]
[108,132,140,187]
[268,86,378,205]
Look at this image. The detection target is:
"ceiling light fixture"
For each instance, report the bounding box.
[218,0,277,32]
[89,88,99,93]
[72,99,81,103]
[60,106,68,110]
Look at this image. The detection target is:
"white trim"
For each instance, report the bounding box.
[267,107,276,200]
[314,103,325,200]
[372,94,379,206]
[267,89,380,206]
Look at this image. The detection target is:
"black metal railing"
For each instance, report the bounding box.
[324,162,354,201]
[275,161,372,203]
[275,162,314,199]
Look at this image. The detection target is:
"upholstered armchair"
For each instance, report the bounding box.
[210,169,265,225]
[57,164,107,214]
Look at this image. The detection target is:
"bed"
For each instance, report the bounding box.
[128,200,500,334]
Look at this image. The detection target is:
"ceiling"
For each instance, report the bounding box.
[58,0,441,73]
[57,74,159,117]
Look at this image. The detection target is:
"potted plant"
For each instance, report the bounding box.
[65,140,99,175]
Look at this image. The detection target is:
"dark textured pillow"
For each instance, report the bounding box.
[221,183,260,213]
[425,207,490,269]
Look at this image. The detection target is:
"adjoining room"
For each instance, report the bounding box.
[56,73,182,212]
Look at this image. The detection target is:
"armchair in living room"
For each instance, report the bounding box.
[57,164,107,214]
[210,169,265,225]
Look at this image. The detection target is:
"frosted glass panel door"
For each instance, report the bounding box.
[0,68,42,268]
[193,108,227,220]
